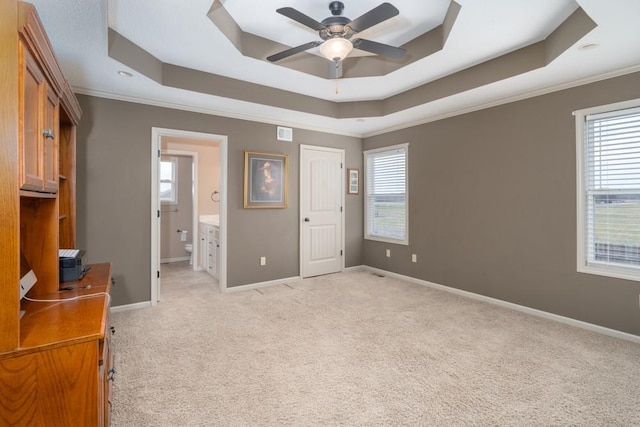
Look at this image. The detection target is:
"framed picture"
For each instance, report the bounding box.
[347,168,359,195]
[244,151,289,208]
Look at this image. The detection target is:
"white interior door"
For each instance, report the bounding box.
[300,145,344,278]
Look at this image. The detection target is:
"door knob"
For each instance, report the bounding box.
[304,218,310,222]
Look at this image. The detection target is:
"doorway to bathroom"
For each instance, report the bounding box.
[151,128,228,304]
[159,152,196,265]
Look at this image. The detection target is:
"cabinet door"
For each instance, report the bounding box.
[214,238,220,280]
[212,227,220,279]
[43,86,59,192]
[19,43,45,191]
[104,326,114,426]
[208,238,216,277]
[200,232,208,271]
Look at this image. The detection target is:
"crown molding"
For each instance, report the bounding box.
[71,86,363,138]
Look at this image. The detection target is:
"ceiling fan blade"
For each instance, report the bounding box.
[277,7,326,31]
[352,38,406,59]
[346,3,399,34]
[267,41,322,62]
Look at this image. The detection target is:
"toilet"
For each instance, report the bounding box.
[185,243,193,265]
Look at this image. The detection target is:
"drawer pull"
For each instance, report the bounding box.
[43,129,55,139]
[107,367,116,381]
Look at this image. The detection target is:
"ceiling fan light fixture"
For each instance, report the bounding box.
[320,37,353,62]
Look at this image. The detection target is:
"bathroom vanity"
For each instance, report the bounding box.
[199,215,220,280]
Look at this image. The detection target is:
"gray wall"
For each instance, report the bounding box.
[362,71,640,336]
[76,96,363,306]
[160,155,193,261]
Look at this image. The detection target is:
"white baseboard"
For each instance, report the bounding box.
[160,256,190,264]
[344,265,365,272]
[110,301,152,313]
[225,276,301,293]
[363,266,640,345]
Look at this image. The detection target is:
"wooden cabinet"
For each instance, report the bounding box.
[43,84,59,192]
[0,1,112,425]
[0,264,114,426]
[19,41,59,194]
[103,320,115,426]
[19,43,45,191]
[58,124,77,248]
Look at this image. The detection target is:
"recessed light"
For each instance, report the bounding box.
[117,70,133,77]
[578,43,599,51]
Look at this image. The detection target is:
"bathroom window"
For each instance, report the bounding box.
[160,156,178,204]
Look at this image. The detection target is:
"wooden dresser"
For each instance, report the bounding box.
[0,1,114,425]
[0,264,114,426]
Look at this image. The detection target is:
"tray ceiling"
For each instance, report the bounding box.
[28,0,640,136]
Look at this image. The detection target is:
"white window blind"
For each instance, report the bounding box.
[580,104,640,278]
[364,144,408,244]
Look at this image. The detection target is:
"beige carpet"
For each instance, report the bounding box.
[111,263,640,426]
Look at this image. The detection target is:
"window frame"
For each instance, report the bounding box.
[363,143,409,245]
[575,98,640,282]
[160,156,178,205]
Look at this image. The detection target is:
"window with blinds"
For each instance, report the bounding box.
[364,144,408,244]
[577,102,640,281]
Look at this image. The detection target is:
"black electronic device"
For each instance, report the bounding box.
[59,249,86,283]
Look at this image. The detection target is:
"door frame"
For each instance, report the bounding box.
[151,127,228,304]
[299,144,345,278]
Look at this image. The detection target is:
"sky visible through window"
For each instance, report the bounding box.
[587,109,640,265]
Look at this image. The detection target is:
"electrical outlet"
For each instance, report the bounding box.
[412,254,417,263]
[386,249,391,258]
[260,256,266,266]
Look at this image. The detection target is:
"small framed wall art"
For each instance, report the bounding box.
[347,168,359,195]
[244,151,289,208]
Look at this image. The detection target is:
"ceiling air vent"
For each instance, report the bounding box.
[277,126,293,142]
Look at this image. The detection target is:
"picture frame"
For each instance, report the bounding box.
[347,168,359,195]
[244,151,289,208]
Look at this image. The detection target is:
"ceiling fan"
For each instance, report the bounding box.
[266,1,406,65]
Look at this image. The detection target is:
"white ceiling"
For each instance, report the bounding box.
[29,0,640,137]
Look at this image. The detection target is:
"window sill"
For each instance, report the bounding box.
[365,235,409,246]
[577,263,640,282]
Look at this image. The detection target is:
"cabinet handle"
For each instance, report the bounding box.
[110,326,116,336]
[107,367,116,381]
[43,129,55,139]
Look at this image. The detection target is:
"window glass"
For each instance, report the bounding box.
[160,157,178,204]
[576,101,640,281]
[364,144,408,245]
